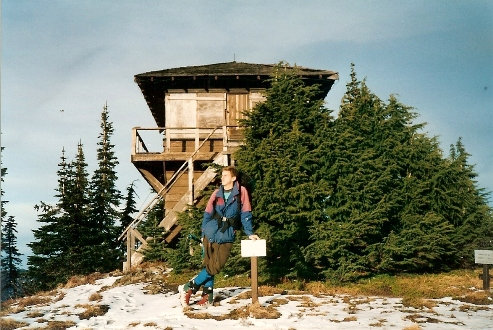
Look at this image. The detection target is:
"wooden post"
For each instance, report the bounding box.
[195,128,200,151]
[482,265,490,290]
[241,240,266,305]
[165,128,171,152]
[251,256,258,304]
[188,158,194,205]
[126,229,132,272]
[131,127,137,156]
[475,250,493,291]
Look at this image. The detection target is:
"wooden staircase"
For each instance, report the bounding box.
[120,131,228,271]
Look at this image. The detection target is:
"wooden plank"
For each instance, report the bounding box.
[164,225,182,243]
[132,152,217,162]
[131,229,148,246]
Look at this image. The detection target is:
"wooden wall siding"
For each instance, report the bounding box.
[165,92,226,139]
[164,168,208,211]
[197,92,225,128]
[168,139,223,153]
[227,92,265,140]
[165,94,196,137]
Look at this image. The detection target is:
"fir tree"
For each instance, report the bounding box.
[236,62,334,279]
[2,216,23,299]
[444,138,493,266]
[28,144,93,290]
[1,153,24,299]
[119,181,138,255]
[138,199,166,262]
[305,65,491,279]
[28,148,72,290]
[88,104,122,272]
[66,142,93,273]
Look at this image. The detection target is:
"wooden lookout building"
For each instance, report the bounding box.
[121,62,338,270]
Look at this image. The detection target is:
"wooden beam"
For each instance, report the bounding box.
[164,225,183,243]
[132,152,217,162]
[131,228,148,246]
[136,168,164,193]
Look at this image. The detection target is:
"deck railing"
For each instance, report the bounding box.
[131,126,243,156]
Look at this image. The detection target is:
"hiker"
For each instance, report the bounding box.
[180,166,259,306]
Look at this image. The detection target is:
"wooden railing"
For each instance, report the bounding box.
[131,126,243,156]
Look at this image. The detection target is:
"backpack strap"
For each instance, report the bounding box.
[213,182,243,232]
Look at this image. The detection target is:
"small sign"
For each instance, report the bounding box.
[241,239,266,257]
[475,250,493,264]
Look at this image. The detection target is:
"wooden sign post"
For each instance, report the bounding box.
[241,239,266,304]
[474,250,493,290]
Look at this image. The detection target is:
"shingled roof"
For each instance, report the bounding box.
[135,61,338,78]
[134,62,338,127]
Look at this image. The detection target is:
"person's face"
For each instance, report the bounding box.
[221,170,236,189]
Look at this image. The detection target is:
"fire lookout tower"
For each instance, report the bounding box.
[120,62,338,270]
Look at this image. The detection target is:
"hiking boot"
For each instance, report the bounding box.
[197,287,213,306]
[180,280,198,306]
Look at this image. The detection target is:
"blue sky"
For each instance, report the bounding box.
[2,0,492,266]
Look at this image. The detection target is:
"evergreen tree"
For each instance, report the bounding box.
[305,69,414,279]
[1,153,24,299]
[2,216,23,299]
[66,142,93,273]
[236,62,334,279]
[138,199,166,262]
[28,148,72,290]
[305,65,490,279]
[443,139,493,266]
[88,104,122,272]
[28,144,93,290]
[119,181,138,255]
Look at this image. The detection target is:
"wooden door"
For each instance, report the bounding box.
[226,93,249,141]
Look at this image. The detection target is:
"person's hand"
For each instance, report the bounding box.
[249,234,260,240]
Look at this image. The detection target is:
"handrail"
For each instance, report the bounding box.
[119,126,222,241]
[132,126,234,155]
[135,131,149,153]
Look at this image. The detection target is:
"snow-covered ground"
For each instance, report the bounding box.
[2,275,492,329]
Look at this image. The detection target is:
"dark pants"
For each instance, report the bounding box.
[202,236,233,276]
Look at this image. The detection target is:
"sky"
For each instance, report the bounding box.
[1,0,492,266]
[3,273,492,328]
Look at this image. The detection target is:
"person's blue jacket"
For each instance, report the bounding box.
[202,181,253,243]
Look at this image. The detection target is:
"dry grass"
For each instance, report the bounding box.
[458,304,490,312]
[369,318,387,327]
[89,292,103,302]
[185,302,281,320]
[454,290,492,305]
[286,295,320,308]
[114,262,173,294]
[401,297,437,310]
[269,298,289,306]
[0,318,29,330]
[143,321,158,327]
[271,268,493,311]
[20,294,54,308]
[63,272,106,289]
[403,325,422,330]
[26,310,45,318]
[44,320,77,329]
[0,289,65,317]
[76,303,110,320]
